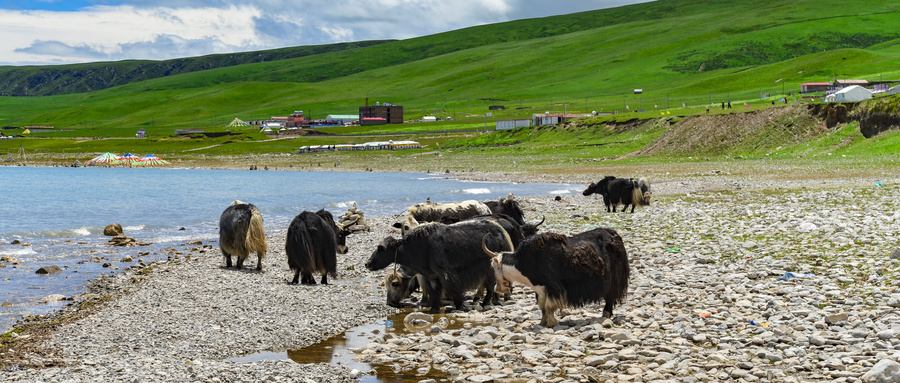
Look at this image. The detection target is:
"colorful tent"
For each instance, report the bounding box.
[135,154,170,166]
[118,153,141,165]
[227,118,248,128]
[85,152,121,165]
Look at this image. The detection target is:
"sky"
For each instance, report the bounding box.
[0,0,651,66]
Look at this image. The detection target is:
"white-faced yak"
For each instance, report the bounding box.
[286,209,351,285]
[366,220,513,313]
[219,200,268,271]
[583,176,652,213]
[482,227,630,327]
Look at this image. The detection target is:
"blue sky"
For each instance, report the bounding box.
[0,0,651,66]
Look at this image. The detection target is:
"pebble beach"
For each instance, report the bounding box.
[3,173,900,383]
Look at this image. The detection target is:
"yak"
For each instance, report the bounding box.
[583,176,652,213]
[393,199,491,232]
[366,220,513,312]
[285,209,351,285]
[482,227,630,327]
[219,200,268,271]
[383,214,525,307]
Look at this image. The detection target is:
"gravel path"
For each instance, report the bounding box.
[3,175,900,382]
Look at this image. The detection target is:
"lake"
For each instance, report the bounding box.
[0,166,577,332]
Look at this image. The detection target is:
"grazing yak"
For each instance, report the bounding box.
[482,227,630,327]
[285,209,351,285]
[583,176,652,213]
[393,199,491,233]
[383,214,525,307]
[219,200,268,271]
[366,220,513,312]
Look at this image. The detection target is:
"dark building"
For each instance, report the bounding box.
[359,104,403,124]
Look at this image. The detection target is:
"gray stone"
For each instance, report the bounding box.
[861,359,900,383]
[35,265,63,275]
[825,313,849,325]
[891,248,900,260]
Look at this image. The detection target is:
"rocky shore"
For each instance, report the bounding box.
[3,174,900,382]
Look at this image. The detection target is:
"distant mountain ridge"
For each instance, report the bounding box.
[0,41,391,96]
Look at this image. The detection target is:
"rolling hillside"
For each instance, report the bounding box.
[1,0,900,135]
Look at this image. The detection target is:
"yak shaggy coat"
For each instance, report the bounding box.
[219,200,268,271]
[285,209,348,285]
[485,228,630,327]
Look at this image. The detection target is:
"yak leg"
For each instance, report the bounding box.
[320,273,328,285]
[290,270,301,284]
[301,271,316,285]
[236,256,245,269]
[629,204,636,213]
[224,252,233,268]
[256,252,264,271]
[421,278,443,313]
[602,299,615,318]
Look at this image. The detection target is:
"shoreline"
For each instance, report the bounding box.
[2,171,900,381]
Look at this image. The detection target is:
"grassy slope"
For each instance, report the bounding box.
[1,0,900,166]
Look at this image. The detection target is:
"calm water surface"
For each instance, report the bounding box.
[0,166,577,332]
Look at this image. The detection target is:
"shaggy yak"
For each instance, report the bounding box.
[219,200,268,271]
[285,209,351,285]
[582,176,652,213]
[366,220,512,312]
[382,214,525,307]
[393,199,492,234]
[482,227,630,327]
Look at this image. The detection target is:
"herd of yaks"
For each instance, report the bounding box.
[218,176,651,327]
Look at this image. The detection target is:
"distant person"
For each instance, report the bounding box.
[706,106,710,113]
[728,101,732,108]
[721,102,724,109]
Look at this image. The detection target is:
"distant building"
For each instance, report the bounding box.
[359,117,387,126]
[325,114,360,124]
[833,79,869,88]
[801,83,831,93]
[422,116,437,122]
[287,111,308,127]
[496,119,531,130]
[825,85,872,102]
[532,113,592,126]
[136,129,146,138]
[359,104,403,124]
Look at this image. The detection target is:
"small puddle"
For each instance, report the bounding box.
[230,309,486,382]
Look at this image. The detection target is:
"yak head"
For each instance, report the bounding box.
[384,268,416,307]
[392,214,421,236]
[481,234,515,295]
[365,236,401,271]
[521,216,545,238]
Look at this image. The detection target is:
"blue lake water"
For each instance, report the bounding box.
[0,166,577,332]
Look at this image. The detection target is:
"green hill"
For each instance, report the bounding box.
[1,0,900,144]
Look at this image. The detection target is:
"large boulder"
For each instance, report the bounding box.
[108,235,136,247]
[103,223,124,236]
[36,265,63,275]
[862,359,900,383]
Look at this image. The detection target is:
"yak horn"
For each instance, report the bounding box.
[482,234,500,258]
[533,216,546,227]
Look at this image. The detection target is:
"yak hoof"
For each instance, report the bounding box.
[601,311,613,319]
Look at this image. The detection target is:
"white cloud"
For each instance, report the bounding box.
[0,0,651,65]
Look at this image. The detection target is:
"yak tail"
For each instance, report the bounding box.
[606,230,630,307]
[631,178,651,207]
[247,207,268,256]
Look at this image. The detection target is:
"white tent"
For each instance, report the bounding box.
[830,85,872,102]
[889,85,900,95]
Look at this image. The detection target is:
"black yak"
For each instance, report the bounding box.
[382,214,525,307]
[366,220,513,312]
[219,200,268,271]
[286,209,351,285]
[583,176,652,213]
[482,227,630,327]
